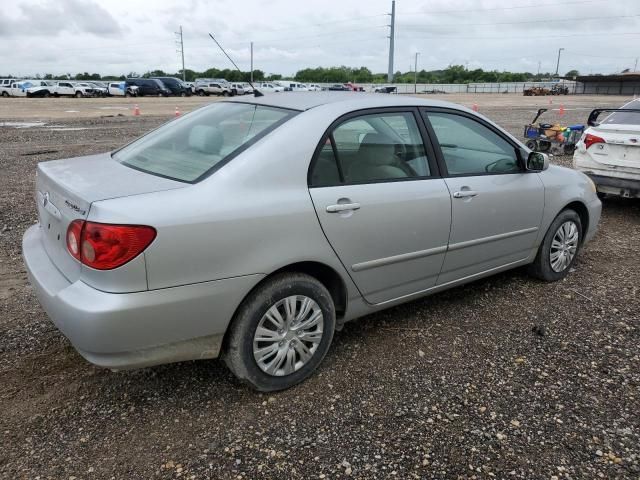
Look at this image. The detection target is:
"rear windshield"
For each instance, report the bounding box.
[113,102,295,182]
[602,99,640,126]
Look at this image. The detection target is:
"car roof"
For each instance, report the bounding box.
[224,91,459,112]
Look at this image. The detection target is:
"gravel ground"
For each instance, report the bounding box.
[1,96,639,479]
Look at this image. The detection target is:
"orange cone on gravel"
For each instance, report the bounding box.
[133,104,140,116]
[175,106,180,117]
[472,104,478,112]
[559,104,565,116]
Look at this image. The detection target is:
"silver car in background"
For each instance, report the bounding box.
[23,93,601,391]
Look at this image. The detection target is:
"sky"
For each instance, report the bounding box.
[0,0,638,78]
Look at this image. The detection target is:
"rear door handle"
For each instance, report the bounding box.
[326,202,361,213]
[453,190,478,198]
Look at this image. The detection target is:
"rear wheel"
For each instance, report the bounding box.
[528,209,582,282]
[222,91,229,97]
[224,273,336,391]
[75,91,83,98]
[1,91,8,97]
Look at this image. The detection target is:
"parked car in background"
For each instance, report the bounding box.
[108,82,138,97]
[26,81,55,98]
[242,83,254,94]
[5,80,35,97]
[73,83,99,98]
[284,82,309,92]
[307,84,322,91]
[374,86,398,94]
[151,77,192,96]
[574,99,640,198]
[195,82,232,96]
[256,82,283,93]
[87,82,108,97]
[126,78,171,96]
[327,84,351,91]
[229,83,246,96]
[344,82,364,92]
[1,78,24,96]
[184,82,196,94]
[50,81,77,97]
[23,93,600,392]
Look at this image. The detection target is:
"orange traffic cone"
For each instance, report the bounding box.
[559,104,565,116]
[472,104,478,112]
[175,106,180,117]
[133,104,140,116]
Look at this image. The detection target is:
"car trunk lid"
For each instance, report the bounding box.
[589,124,640,169]
[35,152,185,283]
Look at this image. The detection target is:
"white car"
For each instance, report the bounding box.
[307,84,322,91]
[242,83,254,94]
[229,83,246,96]
[25,81,56,97]
[573,99,640,198]
[256,82,283,93]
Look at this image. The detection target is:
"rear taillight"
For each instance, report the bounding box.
[584,133,606,149]
[66,220,156,270]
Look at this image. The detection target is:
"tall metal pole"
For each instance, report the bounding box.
[414,52,419,93]
[635,57,638,72]
[250,42,254,83]
[555,47,564,77]
[179,26,185,81]
[387,0,395,83]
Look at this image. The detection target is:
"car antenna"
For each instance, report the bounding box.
[208,33,263,97]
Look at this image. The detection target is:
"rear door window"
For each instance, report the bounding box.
[113,103,296,183]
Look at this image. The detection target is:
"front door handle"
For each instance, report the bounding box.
[453,190,478,199]
[326,202,361,213]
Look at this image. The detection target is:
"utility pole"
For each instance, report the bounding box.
[176,26,186,81]
[537,61,541,76]
[387,0,395,83]
[555,47,564,77]
[635,57,638,72]
[250,42,254,83]
[414,52,419,93]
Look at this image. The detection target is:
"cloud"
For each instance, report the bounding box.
[0,0,124,37]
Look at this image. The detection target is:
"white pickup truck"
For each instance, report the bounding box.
[2,80,37,97]
[195,82,232,96]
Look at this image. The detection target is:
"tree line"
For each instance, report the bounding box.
[1,65,580,84]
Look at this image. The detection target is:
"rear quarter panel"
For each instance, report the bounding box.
[88,109,362,302]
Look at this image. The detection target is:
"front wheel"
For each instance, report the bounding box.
[528,209,582,282]
[224,273,336,391]
[75,91,83,98]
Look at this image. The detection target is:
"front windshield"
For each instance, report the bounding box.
[113,102,296,183]
[602,99,640,126]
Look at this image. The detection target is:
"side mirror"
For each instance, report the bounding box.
[527,151,549,171]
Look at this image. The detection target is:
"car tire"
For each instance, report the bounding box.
[525,140,538,151]
[528,209,582,282]
[43,91,50,98]
[223,273,336,392]
[75,91,82,98]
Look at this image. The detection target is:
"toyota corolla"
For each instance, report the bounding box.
[23,93,601,391]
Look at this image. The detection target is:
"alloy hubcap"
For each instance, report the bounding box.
[253,295,324,377]
[550,221,579,272]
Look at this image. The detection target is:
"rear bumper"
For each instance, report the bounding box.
[23,224,264,369]
[585,173,640,197]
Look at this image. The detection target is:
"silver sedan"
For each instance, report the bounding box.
[23,93,601,391]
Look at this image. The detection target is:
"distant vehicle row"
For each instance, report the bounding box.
[1,77,385,98]
[0,77,192,98]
